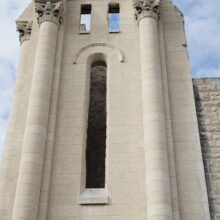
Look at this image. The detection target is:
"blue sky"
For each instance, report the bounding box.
[172,0,220,77]
[0,0,220,158]
[108,13,120,30]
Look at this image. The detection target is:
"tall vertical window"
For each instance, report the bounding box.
[86,61,107,188]
[108,3,120,32]
[80,4,92,33]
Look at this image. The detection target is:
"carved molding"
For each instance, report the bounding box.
[73,43,124,64]
[133,0,161,21]
[35,1,63,26]
[16,21,33,44]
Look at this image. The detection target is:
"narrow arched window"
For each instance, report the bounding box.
[86,60,107,188]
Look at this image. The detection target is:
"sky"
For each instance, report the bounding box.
[0,0,220,158]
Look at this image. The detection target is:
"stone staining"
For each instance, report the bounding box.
[133,0,161,20]
[86,65,107,189]
[35,0,63,25]
[193,79,220,219]
[16,21,32,44]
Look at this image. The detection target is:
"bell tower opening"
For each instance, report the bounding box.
[86,58,107,189]
[80,4,92,32]
[108,3,120,31]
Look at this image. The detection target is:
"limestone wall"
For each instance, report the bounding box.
[0,0,212,219]
[194,78,220,220]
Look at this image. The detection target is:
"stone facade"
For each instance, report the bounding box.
[194,78,220,220]
[0,0,212,220]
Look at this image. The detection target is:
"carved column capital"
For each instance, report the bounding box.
[16,21,33,44]
[35,1,63,26]
[133,0,161,21]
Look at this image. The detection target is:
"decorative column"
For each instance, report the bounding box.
[12,1,63,219]
[0,21,32,216]
[133,1,173,219]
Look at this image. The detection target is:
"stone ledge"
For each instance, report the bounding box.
[79,189,110,205]
[108,29,120,33]
[79,31,90,35]
[35,0,62,3]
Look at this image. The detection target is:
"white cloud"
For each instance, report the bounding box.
[173,0,220,78]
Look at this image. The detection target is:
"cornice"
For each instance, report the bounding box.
[35,1,63,26]
[16,21,33,44]
[133,0,161,21]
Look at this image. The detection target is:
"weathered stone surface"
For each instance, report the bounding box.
[194,78,220,220]
[0,0,211,219]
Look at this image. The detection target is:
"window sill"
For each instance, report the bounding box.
[108,29,120,33]
[79,189,110,205]
[79,31,90,34]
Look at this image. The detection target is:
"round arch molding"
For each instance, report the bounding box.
[73,43,124,64]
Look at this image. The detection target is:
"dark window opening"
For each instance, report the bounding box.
[86,62,107,188]
[108,3,120,31]
[80,4,92,32]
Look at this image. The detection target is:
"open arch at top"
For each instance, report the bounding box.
[73,43,124,64]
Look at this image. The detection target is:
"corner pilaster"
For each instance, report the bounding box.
[0,20,33,218]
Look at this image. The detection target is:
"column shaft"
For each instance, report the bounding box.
[0,36,30,218]
[139,16,173,220]
[12,21,58,220]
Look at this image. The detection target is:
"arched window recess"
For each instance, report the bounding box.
[79,54,109,205]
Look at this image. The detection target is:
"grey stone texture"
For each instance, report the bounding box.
[194,78,220,220]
